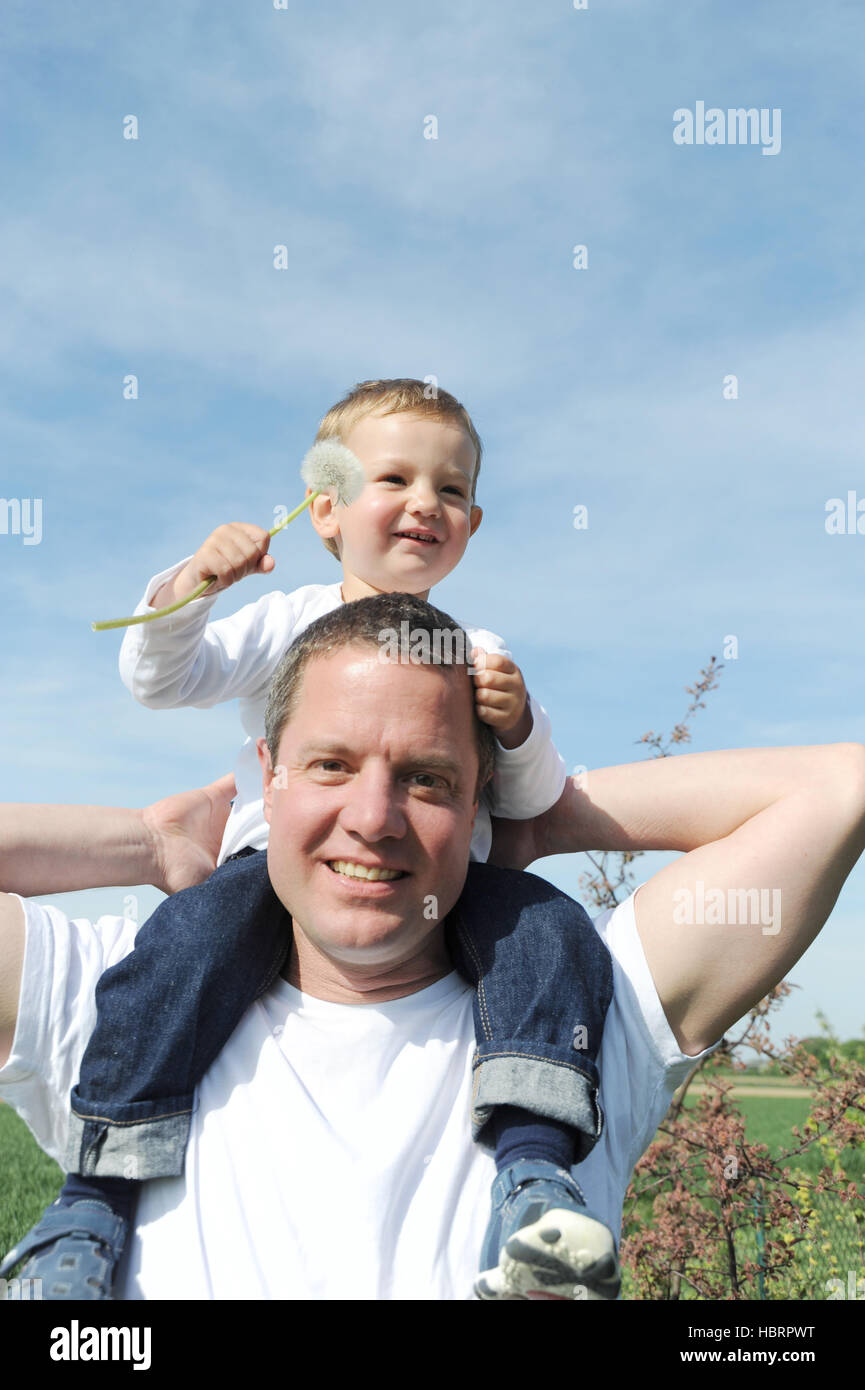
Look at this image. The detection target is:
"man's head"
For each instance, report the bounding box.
[259,593,496,997]
[307,380,484,599]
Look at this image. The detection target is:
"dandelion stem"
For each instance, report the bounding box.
[91,491,320,632]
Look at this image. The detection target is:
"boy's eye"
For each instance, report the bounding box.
[379,474,465,497]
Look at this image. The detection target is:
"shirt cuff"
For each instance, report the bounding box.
[488,694,568,818]
[135,557,222,630]
[139,556,219,617]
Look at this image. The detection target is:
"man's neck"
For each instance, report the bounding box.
[281,923,452,1004]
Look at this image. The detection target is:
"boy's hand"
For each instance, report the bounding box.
[470,651,533,749]
[152,524,275,607]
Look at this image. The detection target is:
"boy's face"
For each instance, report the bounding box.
[311,411,483,598]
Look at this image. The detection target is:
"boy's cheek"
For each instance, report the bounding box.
[362,493,395,522]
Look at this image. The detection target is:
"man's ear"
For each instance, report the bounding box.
[308,486,341,546]
[468,505,483,538]
[258,737,274,824]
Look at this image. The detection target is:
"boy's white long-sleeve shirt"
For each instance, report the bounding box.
[118,558,568,864]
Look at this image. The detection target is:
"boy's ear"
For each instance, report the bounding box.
[468,505,483,538]
[307,486,341,545]
[257,737,274,823]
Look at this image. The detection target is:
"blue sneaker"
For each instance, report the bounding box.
[0,1200,127,1300]
[475,1159,621,1300]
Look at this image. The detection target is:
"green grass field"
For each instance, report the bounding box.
[0,1103,63,1260]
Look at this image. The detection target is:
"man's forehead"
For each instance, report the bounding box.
[288,646,475,736]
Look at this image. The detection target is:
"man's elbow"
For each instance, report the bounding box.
[833,741,865,788]
[826,743,865,828]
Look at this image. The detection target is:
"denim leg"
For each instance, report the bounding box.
[445,862,613,1163]
[66,849,291,1180]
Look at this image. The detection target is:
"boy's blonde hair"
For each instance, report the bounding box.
[313,378,483,560]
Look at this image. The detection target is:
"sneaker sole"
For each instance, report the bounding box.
[474,1208,621,1301]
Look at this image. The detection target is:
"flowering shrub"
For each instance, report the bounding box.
[580,660,865,1299]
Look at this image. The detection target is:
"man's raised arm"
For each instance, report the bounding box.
[0,774,235,1068]
[491,742,865,1056]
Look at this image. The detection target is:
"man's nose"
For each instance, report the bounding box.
[339,766,407,842]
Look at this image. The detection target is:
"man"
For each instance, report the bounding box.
[1,593,863,1300]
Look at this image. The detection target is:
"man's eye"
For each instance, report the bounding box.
[316,760,346,773]
[410,772,445,789]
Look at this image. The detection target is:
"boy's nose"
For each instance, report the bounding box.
[406,484,441,517]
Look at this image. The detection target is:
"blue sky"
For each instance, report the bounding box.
[1,0,863,1046]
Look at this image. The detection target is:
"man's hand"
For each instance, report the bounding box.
[151,523,275,607]
[471,651,533,749]
[142,773,237,894]
[0,774,237,900]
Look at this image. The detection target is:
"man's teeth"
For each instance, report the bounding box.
[329,861,404,881]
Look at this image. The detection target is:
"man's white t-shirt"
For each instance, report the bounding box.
[117,568,568,864]
[0,888,718,1301]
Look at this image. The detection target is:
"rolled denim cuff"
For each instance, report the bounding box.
[66,1098,193,1180]
[470,1046,603,1163]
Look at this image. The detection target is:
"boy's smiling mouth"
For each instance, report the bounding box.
[393,529,439,545]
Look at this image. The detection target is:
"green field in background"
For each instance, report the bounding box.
[0,1103,63,1261]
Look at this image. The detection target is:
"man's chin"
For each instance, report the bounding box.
[294,895,446,973]
[305,914,430,966]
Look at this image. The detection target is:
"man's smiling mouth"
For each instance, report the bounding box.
[327,860,407,881]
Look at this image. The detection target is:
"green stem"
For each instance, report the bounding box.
[267,492,317,538]
[92,492,318,632]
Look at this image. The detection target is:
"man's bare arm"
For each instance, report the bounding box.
[491,744,864,864]
[490,742,865,1058]
[0,774,235,1069]
[633,743,865,1055]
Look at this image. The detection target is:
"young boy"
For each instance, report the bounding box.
[2,379,619,1302]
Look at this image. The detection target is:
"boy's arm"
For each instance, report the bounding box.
[486,693,568,818]
[118,561,298,709]
[0,774,234,1068]
[468,639,567,820]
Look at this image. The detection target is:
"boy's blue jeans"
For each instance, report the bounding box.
[66,851,613,1180]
